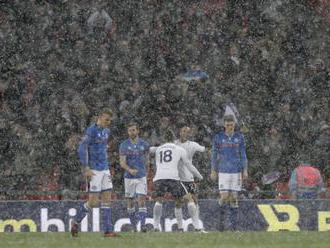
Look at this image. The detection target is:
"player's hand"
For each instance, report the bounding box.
[128,168,138,176]
[242,170,248,180]
[84,167,95,181]
[210,170,217,181]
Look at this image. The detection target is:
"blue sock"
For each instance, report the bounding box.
[229,207,238,231]
[138,207,147,226]
[75,202,90,223]
[219,202,229,231]
[101,203,113,232]
[128,207,136,227]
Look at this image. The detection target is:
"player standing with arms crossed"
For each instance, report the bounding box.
[210,115,248,231]
[150,130,203,232]
[174,126,206,232]
[119,122,150,232]
[72,108,118,237]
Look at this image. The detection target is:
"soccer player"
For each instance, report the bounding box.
[71,108,118,237]
[119,122,150,232]
[210,114,248,231]
[150,129,203,232]
[174,126,206,232]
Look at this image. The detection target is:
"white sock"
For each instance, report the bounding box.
[153,202,163,229]
[174,207,183,229]
[187,202,199,230]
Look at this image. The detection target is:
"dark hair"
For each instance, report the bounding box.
[164,129,175,142]
[127,121,139,129]
[224,114,235,122]
[98,108,113,117]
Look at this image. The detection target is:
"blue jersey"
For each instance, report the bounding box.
[119,138,150,179]
[211,131,248,173]
[78,123,111,171]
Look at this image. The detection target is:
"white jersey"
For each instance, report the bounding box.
[151,143,203,182]
[174,140,205,182]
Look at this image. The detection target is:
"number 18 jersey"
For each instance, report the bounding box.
[152,143,188,182]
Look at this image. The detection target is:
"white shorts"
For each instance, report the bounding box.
[124,177,147,198]
[218,172,242,192]
[89,169,113,193]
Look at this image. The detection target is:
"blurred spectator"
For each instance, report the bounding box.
[289,162,324,199]
[87,1,116,39]
[1,0,330,200]
[260,125,287,173]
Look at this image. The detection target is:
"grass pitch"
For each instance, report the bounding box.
[1,231,330,248]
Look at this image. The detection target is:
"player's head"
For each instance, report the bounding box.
[224,115,235,133]
[127,122,139,140]
[164,129,175,143]
[179,126,191,142]
[97,108,113,128]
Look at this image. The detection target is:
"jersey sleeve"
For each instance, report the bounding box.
[144,140,151,152]
[119,142,127,156]
[192,142,206,152]
[181,148,203,180]
[149,146,157,153]
[289,169,297,194]
[78,127,93,167]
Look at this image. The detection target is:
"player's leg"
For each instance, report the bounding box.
[100,170,118,237]
[71,171,100,237]
[125,178,137,231]
[227,173,242,231]
[218,173,232,231]
[152,180,164,231]
[227,191,239,231]
[189,182,205,231]
[153,197,163,231]
[218,173,232,206]
[175,181,199,232]
[174,199,184,231]
[136,177,148,232]
[183,193,200,231]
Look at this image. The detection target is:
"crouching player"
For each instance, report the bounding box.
[150,130,203,232]
[71,108,119,237]
[119,122,150,232]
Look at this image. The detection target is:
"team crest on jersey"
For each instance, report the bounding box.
[95,130,108,142]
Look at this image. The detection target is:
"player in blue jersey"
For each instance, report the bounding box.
[119,122,150,232]
[71,108,119,237]
[210,114,248,231]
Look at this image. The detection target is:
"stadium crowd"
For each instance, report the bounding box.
[0,0,329,200]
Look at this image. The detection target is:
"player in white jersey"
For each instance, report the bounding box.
[150,129,203,232]
[174,126,206,232]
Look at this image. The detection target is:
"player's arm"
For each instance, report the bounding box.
[181,149,203,180]
[210,136,218,181]
[194,142,206,153]
[149,146,158,153]
[119,155,138,176]
[78,129,94,180]
[316,170,325,196]
[288,169,297,199]
[240,134,248,180]
[119,144,138,176]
